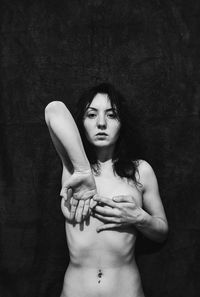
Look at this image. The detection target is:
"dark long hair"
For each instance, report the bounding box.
[75,83,143,185]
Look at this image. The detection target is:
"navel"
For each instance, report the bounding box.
[97,269,103,284]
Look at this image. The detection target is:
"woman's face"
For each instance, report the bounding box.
[83,93,121,150]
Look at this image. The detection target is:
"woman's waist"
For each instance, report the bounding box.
[68,246,136,268]
[62,263,143,297]
[66,262,140,281]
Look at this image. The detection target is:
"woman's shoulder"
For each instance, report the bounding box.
[133,159,156,185]
[136,159,153,171]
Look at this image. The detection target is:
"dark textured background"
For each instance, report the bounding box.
[0,1,200,296]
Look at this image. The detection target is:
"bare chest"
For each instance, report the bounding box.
[94,174,143,207]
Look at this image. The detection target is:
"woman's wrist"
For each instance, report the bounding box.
[74,166,92,174]
[134,208,151,229]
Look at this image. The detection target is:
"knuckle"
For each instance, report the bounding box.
[72,201,77,207]
[116,209,122,216]
[116,203,122,209]
[73,193,79,199]
[85,200,90,207]
[132,202,136,208]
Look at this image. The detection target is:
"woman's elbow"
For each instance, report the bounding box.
[44,101,66,122]
[157,222,169,243]
[45,101,65,114]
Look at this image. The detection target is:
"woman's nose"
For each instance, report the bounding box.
[97,115,107,129]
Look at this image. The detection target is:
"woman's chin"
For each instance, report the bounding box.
[93,141,110,147]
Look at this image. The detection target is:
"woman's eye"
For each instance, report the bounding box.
[107,113,116,119]
[87,113,96,118]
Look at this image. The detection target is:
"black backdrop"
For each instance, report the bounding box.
[0,1,200,297]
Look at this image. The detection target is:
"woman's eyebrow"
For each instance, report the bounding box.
[87,107,116,112]
[87,107,97,111]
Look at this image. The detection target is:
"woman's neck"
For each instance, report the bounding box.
[95,146,114,163]
[98,158,113,169]
[93,149,113,175]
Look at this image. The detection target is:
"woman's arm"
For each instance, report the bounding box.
[134,160,168,242]
[44,101,96,222]
[45,101,90,172]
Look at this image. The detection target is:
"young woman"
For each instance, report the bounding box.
[44,83,168,297]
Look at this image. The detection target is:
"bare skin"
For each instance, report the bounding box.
[45,95,168,297]
[45,100,96,222]
[60,162,145,297]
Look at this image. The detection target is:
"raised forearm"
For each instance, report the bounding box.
[135,210,169,243]
[45,101,90,172]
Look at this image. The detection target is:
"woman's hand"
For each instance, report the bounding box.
[60,170,97,223]
[92,195,145,232]
[60,188,72,221]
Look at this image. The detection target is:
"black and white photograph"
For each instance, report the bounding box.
[0,1,199,297]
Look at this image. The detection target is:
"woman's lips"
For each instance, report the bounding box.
[96,133,108,136]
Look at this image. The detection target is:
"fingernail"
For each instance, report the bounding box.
[94,194,99,200]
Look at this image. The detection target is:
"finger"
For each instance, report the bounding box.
[60,196,72,220]
[60,185,74,201]
[82,198,90,218]
[60,179,72,197]
[73,189,96,200]
[70,197,79,207]
[93,213,121,223]
[93,195,116,208]
[94,205,119,217]
[97,223,122,233]
[60,188,68,200]
[74,190,96,219]
[112,195,134,203]
[75,200,85,223]
[90,198,98,209]
[67,188,73,200]
[82,189,96,200]
[82,190,97,216]
[75,190,96,219]
[70,197,78,220]
[63,196,71,209]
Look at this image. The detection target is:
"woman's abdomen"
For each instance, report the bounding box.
[61,262,144,297]
[65,219,137,268]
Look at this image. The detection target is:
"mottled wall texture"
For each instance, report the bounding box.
[0,0,200,296]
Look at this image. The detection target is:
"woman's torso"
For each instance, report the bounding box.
[61,171,145,297]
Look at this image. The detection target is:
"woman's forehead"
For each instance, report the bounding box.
[88,93,113,109]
